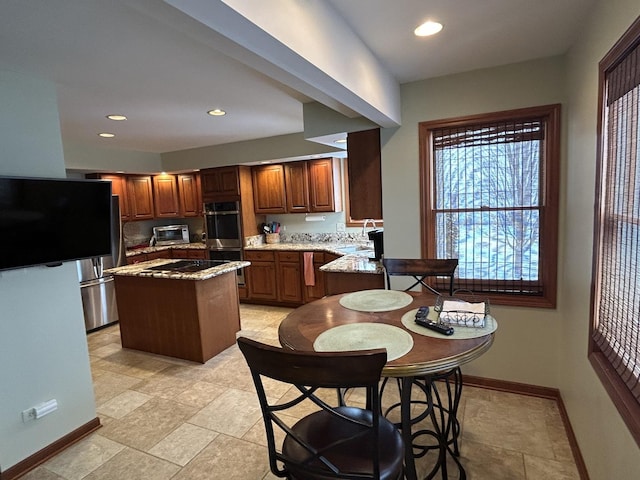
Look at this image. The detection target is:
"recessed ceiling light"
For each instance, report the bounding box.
[98,132,115,138]
[106,114,127,121]
[414,21,443,37]
[335,138,347,144]
[207,109,226,116]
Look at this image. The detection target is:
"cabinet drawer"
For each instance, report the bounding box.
[245,250,275,262]
[277,251,300,263]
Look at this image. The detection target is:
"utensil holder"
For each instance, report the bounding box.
[265,233,280,244]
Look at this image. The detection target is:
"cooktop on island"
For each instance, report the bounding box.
[145,259,229,273]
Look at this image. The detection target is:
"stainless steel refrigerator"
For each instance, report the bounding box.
[77,195,125,332]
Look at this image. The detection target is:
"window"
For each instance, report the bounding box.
[419,105,560,307]
[590,17,640,446]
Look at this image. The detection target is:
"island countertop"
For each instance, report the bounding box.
[106,258,250,281]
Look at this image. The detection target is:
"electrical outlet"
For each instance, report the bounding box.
[22,408,35,423]
[336,222,346,232]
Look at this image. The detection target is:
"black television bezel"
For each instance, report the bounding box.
[0,175,113,272]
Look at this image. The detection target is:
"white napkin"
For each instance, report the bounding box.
[440,300,486,327]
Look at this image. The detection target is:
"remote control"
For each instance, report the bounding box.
[415,317,455,336]
[415,306,429,320]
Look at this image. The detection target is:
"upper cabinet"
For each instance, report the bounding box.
[177,173,202,217]
[201,166,241,200]
[152,175,180,218]
[87,172,202,221]
[127,175,155,220]
[253,158,342,214]
[252,164,287,214]
[346,128,382,220]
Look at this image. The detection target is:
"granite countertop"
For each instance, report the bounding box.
[126,242,206,257]
[319,253,384,275]
[246,241,383,274]
[106,258,250,281]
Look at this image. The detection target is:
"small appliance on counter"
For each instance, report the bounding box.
[152,224,190,246]
[368,229,384,261]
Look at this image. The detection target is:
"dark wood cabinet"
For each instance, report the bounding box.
[153,175,180,218]
[347,128,382,220]
[252,164,287,214]
[308,158,342,212]
[245,250,278,301]
[284,161,310,213]
[201,166,241,200]
[128,175,155,220]
[253,159,341,214]
[177,173,202,217]
[276,251,302,303]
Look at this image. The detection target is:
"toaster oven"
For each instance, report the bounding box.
[152,224,190,246]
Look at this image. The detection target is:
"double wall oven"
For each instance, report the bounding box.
[204,201,244,285]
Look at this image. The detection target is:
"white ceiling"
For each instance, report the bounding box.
[0,0,596,154]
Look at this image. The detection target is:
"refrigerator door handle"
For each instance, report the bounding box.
[92,257,104,278]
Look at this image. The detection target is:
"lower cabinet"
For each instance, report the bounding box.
[244,250,341,306]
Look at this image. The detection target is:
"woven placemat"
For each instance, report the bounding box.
[339,289,413,312]
[313,323,414,361]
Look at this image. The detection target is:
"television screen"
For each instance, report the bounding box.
[0,176,112,271]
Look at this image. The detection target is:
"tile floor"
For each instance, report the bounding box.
[21,304,580,480]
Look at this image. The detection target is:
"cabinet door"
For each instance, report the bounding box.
[146,250,171,260]
[284,162,310,213]
[247,261,278,300]
[309,158,342,212]
[128,175,155,220]
[87,173,130,220]
[347,129,382,220]
[276,251,302,303]
[201,166,240,199]
[252,164,287,213]
[153,175,181,218]
[177,173,202,217]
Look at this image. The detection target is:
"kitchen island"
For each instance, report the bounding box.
[107,258,249,363]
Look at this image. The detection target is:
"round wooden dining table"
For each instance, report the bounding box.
[278,290,496,480]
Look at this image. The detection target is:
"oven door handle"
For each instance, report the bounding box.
[205,211,239,216]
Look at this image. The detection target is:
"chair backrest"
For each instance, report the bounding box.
[383,258,458,295]
[237,337,403,480]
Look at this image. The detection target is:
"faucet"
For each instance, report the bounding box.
[362,219,377,236]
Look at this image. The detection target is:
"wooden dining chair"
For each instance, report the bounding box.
[382,258,458,295]
[237,337,404,480]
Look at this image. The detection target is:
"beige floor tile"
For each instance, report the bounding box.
[174,380,228,408]
[96,389,152,419]
[82,447,180,480]
[188,388,263,437]
[462,393,556,459]
[18,466,66,480]
[458,439,526,479]
[98,397,197,451]
[133,370,196,400]
[171,434,270,480]
[148,423,219,466]
[91,370,143,406]
[41,434,125,480]
[524,454,580,479]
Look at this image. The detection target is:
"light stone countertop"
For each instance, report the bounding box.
[125,242,207,257]
[106,258,249,281]
[245,241,383,274]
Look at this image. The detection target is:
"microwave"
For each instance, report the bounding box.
[152,224,190,246]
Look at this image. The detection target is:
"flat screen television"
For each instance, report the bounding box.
[0,176,112,271]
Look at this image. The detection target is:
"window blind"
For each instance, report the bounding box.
[593,38,640,402]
